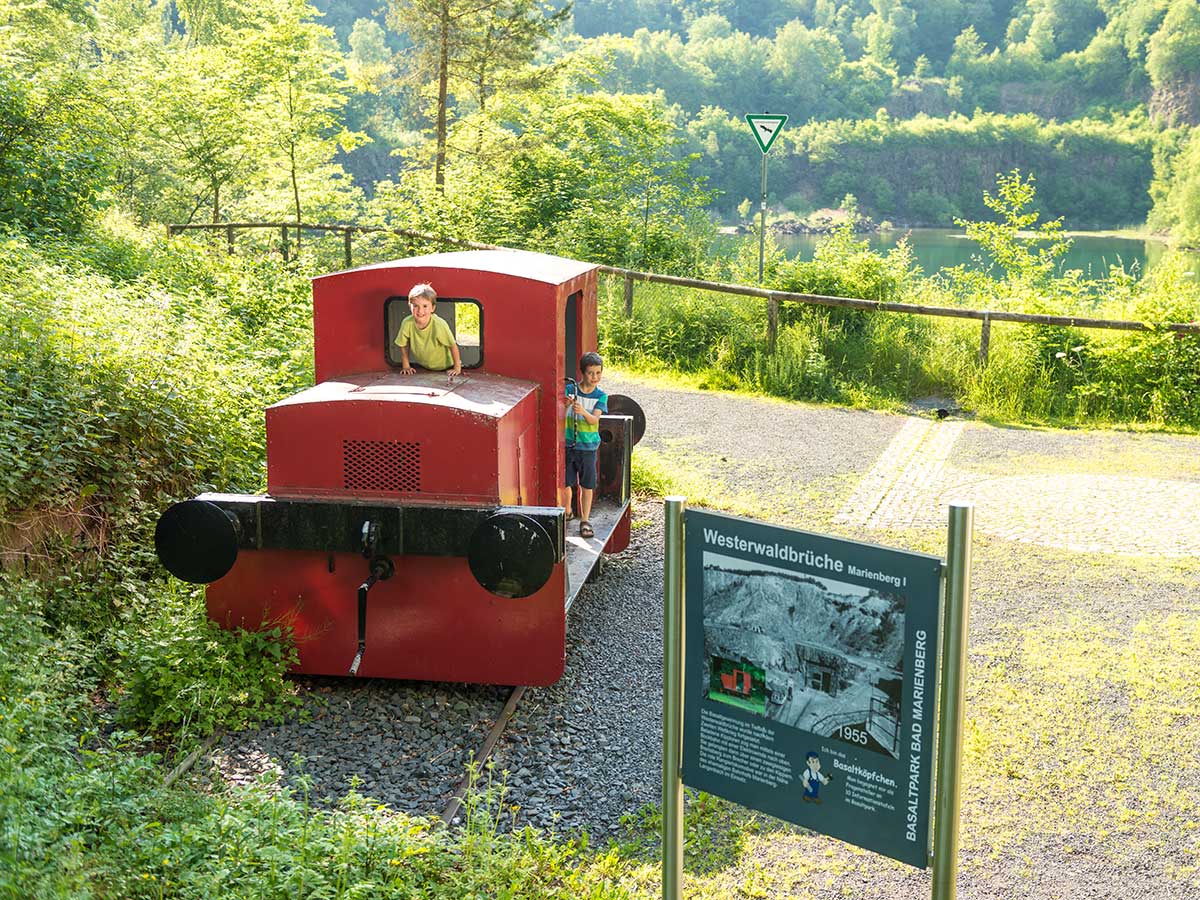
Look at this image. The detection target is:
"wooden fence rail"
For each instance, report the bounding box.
[167,221,1200,364]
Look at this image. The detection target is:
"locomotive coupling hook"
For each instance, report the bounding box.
[349,556,395,676]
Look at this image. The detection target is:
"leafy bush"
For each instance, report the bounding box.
[0,71,109,234]
[114,583,299,739]
[0,225,312,579]
[602,217,1200,426]
[1,221,312,739]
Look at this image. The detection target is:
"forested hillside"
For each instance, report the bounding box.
[6,0,1200,243]
[310,0,1200,231]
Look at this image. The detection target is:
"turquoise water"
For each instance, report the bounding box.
[768,228,1196,280]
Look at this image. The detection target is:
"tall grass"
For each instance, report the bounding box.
[600,230,1200,428]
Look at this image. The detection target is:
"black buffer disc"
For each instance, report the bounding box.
[155,499,240,584]
[605,394,646,445]
[468,513,555,599]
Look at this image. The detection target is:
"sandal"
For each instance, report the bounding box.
[579,521,594,539]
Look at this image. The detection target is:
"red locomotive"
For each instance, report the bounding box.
[155,250,644,686]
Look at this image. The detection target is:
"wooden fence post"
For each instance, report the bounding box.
[224,225,234,255]
[979,313,991,366]
[344,228,353,268]
[623,272,634,318]
[767,295,779,352]
[166,225,176,240]
[281,226,289,262]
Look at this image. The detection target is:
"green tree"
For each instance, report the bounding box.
[456,2,570,114]
[174,0,256,43]
[492,90,714,269]
[147,43,258,223]
[374,86,715,271]
[1147,0,1200,86]
[0,0,110,231]
[387,0,568,190]
[238,0,366,229]
[1160,128,1200,244]
[767,21,845,119]
[685,27,773,117]
[954,169,1072,285]
[347,17,396,93]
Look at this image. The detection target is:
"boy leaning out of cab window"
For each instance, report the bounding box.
[396,283,462,376]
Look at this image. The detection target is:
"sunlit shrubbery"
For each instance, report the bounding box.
[600,173,1200,426]
[601,218,1200,427]
[0,221,313,736]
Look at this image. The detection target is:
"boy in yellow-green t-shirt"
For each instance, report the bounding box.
[395,283,462,376]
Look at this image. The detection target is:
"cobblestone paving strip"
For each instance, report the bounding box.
[836,414,1200,556]
[835,417,965,529]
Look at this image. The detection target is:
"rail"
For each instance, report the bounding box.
[166,221,1200,364]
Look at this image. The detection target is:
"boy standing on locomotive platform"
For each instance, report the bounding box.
[396,283,462,376]
[565,352,607,539]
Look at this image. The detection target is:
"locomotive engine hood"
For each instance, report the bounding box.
[266,370,541,508]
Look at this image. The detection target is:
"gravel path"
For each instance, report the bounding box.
[210,370,1200,899]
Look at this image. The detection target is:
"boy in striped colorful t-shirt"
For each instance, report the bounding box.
[565,352,607,539]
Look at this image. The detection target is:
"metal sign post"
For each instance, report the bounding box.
[759,153,767,284]
[932,503,973,900]
[663,496,686,900]
[745,114,787,285]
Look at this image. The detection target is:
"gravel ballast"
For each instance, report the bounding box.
[209,372,1200,899]
[210,508,667,836]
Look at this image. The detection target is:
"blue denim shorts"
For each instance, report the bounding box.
[565,447,598,490]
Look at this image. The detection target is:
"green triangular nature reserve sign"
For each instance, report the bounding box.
[745,114,788,153]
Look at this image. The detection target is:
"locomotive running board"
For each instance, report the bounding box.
[562,414,635,611]
[563,498,629,612]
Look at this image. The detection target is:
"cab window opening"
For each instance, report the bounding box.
[385,296,483,369]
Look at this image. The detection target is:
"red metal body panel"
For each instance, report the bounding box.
[604,506,632,553]
[311,251,598,509]
[265,372,538,505]
[207,550,566,685]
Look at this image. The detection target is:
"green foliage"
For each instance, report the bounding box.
[0,66,108,233]
[601,227,936,409]
[1146,0,1200,87]
[0,225,311,543]
[602,181,1200,427]
[372,84,717,273]
[0,219,312,726]
[0,573,631,897]
[114,584,299,739]
[955,169,1072,286]
[1157,127,1200,244]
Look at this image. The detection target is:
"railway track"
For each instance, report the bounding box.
[203,506,663,835]
[438,685,527,825]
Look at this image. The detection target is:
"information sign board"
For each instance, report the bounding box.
[680,509,943,867]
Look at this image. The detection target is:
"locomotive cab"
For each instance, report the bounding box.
[155,250,642,686]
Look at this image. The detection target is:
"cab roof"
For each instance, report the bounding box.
[313,249,598,288]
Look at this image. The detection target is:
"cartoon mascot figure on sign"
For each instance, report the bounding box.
[801,751,832,804]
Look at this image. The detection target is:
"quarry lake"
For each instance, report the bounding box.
[768,228,1198,280]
